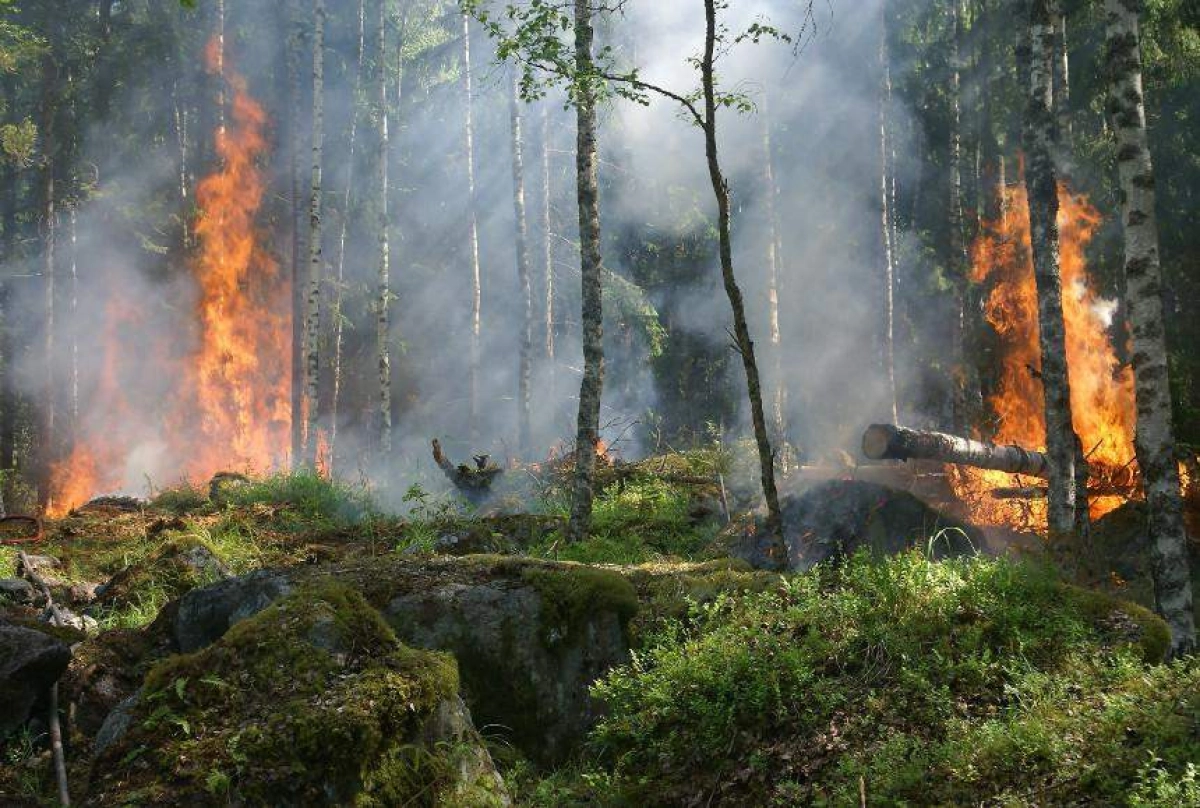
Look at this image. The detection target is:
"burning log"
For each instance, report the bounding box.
[863,424,1050,477]
[431,439,502,500]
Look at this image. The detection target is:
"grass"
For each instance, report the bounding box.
[530,473,722,565]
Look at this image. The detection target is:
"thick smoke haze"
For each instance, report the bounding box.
[7,0,939,509]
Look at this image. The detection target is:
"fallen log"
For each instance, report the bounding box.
[862,424,1050,477]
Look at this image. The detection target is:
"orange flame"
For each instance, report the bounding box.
[951,177,1137,530]
[47,43,290,516]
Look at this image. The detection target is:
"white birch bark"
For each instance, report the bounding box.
[1104,0,1194,657]
[377,0,392,454]
[510,72,533,458]
[462,11,482,442]
[302,0,325,465]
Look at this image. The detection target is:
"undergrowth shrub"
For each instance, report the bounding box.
[586,551,1195,806]
[219,469,376,529]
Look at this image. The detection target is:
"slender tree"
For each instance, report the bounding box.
[39,48,57,509]
[565,0,604,544]
[878,11,898,426]
[1023,0,1083,545]
[760,92,790,463]
[540,102,555,394]
[510,71,533,457]
[287,2,304,466]
[330,0,366,462]
[302,0,325,464]
[949,0,972,430]
[462,10,482,442]
[376,0,392,454]
[1104,0,1194,656]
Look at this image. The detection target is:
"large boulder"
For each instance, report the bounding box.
[0,622,72,737]
[164,556,639,765]
[88,583,509,806]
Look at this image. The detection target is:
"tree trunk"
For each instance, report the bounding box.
[760,93,789,466]
[39,52,58,511]
[68,207,78,434]
[216,0,226,134]
[330,0,365,464]
[950,0,974,431]
[701,0,786,569]
[376,0,392,455]
[863,423,1049,476]
[287,5,304,467]
[878,14,898,427]
[461,11,482,442]
[509,72,533,457]
[541,103,555,397]
[1104,0,1194,656]
[302,0,325,465]
[1023,0,1083,544]
[1050,0,1070,140]
[565,0,604,544]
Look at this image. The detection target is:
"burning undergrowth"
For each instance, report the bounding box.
[47,45,290,517]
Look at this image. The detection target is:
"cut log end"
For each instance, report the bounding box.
[862,424,899,460]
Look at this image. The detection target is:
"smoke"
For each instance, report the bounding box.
[7,0,934,509]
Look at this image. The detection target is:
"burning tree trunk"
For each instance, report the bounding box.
[330,0,366,462]
[863,423,1050,476]
[878,10,898,426]
[302,0,325,465]
[376,0,392,455]
[565,0,605,545]
[461,11,482,442]
[1104,0,1194,656]
[1023,0,1084,543]
[701,0,786,569]
[509,71,533,458]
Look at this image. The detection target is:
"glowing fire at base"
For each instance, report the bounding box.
[47,44,290,517]
[950,178,1137,531]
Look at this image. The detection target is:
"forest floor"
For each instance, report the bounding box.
[0,452,1197,806]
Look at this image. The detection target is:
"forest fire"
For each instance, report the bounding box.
[46,47,290,516]
[949,180,1138,531]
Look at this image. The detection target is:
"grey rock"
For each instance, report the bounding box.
[0,622,72,736]
[16,555,61,576]
[93,691,140,755]
[173,570,292,652]
[385,578,629,765]
[0,578,35,604]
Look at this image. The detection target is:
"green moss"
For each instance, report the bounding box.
[1063,584,1172,663]
[520,562,639,647]
[90,582,484,807]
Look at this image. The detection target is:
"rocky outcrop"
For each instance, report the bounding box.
[0,622,72,737]
[172,569,291,652]
[88,583,509,806]
[92,537,232,616]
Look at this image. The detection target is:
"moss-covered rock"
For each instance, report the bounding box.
[92,537,231,616]
[86,582,508,806]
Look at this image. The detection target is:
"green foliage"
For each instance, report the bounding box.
[149,479,210,515]
[0,117,36,165]
[584,552,1193,805]
[533,472,720,565]
[218,469,377,530]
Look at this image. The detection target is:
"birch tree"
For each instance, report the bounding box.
[1022,0,1084,545]
[510,71,533,457]
[462,10,483,442]
[329,0,366,462]
[1104,0,1194,656]
[760,93,790,463]
[302,0,325,464]
[377,0,392,454]
[878,9,898,426]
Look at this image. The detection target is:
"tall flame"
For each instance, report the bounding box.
[951,177,1137,529]
[46,44,290,516]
